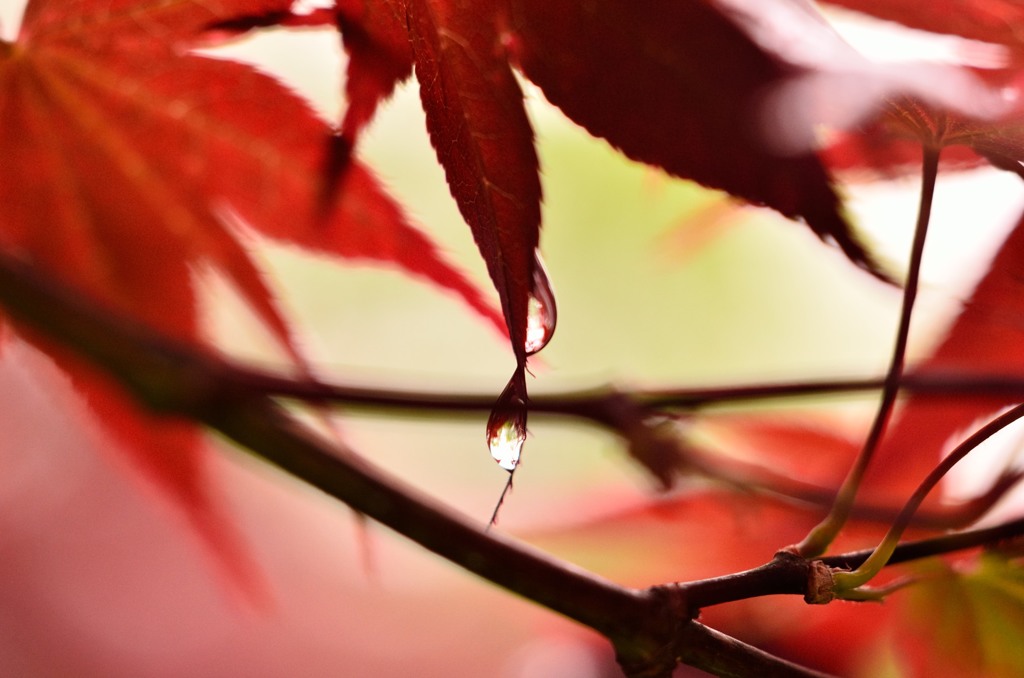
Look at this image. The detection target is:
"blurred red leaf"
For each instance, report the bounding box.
[696,412,862,491]
[336,0,413,148]
[18,0,295,46]
[0,0,504,589]
[823,127,987,178]
[692,409,1012,527]
[202,6,337,40]
[66,361,269,601]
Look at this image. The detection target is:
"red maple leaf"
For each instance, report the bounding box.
[333,1,540,362]
[334,0,959,362]
[501,0,880,276]
[335,0,413,150]
[405,0,541,361]
[333,0,546,473]
[0,0,504,591]
[326,2,1017,397]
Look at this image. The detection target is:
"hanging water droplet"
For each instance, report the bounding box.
[487,377,527,471]
[524,253,557,356]
[488,415,525,471]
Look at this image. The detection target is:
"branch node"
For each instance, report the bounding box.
[615,584,693,678]
[805,560,836,605]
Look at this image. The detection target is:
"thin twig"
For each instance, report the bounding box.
[240,371,1024,419]
[674,513,1024,611]
[833,403,1024,590]
[823,515,1024,570]
[675,621,836,678]
[488,473,514,528]
[797,146,941,557]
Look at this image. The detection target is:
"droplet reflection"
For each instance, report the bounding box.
[524,253,556,356]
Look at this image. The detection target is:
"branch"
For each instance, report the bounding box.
[0,255,821,676]
[5,252,1024,676]
[639,373,1024,409]
[235,372,1024,418]
[673,621,835,678]
[674,515,1024,611]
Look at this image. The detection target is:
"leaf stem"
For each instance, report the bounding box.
[823,514,1024,570]
[675,513,1024,611]
[796,146,941,557]
[833,402,1024,592]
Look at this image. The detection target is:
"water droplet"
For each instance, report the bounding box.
[487,406,525,471]
[524,254,556,356]
[487,377,527,471]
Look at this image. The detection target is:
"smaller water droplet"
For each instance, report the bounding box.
[524,253,556,356]
[487,377,527,471]
[487,406,525,471]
